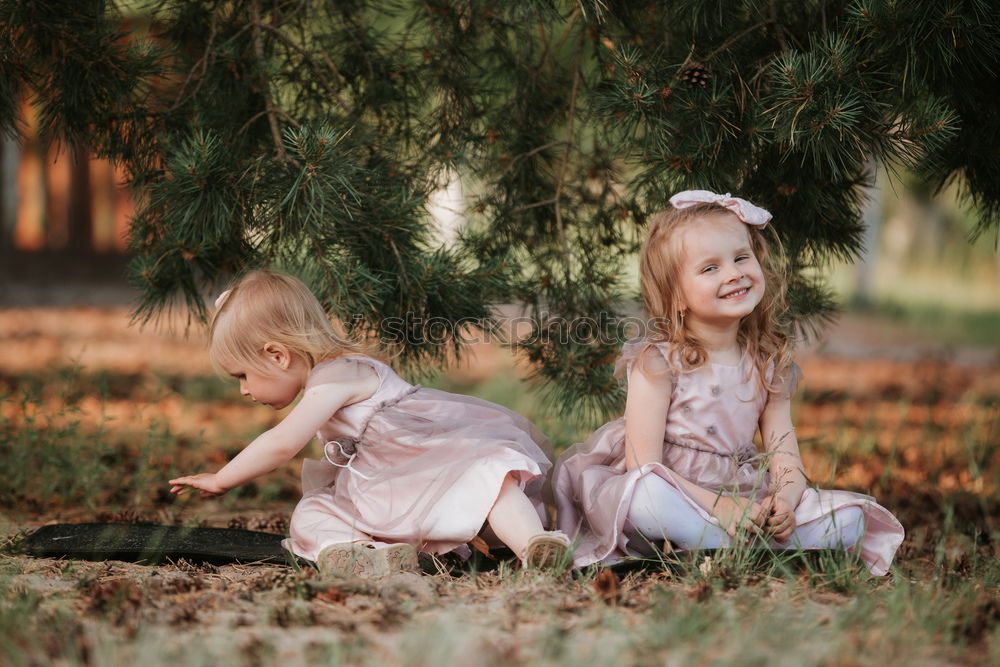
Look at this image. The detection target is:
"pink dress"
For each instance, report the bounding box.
[282,356,553,561]
[553,339,905,575]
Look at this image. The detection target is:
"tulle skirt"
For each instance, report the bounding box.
[283,388,553,560]
[554,418,905,575]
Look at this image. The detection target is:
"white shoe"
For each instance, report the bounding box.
[369,543,420,576]
[522,531,573,570]
[316,542,419,578]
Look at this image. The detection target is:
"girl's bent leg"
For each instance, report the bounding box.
[783,506,865,551]
[291,495,419,577]
[625,474,731,551]
[289,494,374,560]
[487,472,546,557]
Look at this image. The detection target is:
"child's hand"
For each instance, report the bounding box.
[765,496,796,541]
[711,496,766,539]
[169,473,228,498]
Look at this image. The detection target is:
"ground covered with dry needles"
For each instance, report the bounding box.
[1,307,998,666]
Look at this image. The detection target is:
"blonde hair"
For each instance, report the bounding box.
[638,203,793,393]
[210,270,363,376]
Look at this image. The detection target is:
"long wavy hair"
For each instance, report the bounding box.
[210,269,365,376]
[638,203,793,393]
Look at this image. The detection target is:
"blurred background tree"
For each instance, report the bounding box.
[1,0,997,418]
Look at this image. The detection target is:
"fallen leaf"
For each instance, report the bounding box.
[592,569,620,606]
[470,535,495,560]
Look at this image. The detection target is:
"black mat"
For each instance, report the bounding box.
[22,523,294,566]
[19,523,506,572]
[19,524,850,574]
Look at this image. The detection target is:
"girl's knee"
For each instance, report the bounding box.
[631,474,673,506]
[288,501,316,540]
[625,476,667,536]
[626,476,730,550]
[288,497,349,539]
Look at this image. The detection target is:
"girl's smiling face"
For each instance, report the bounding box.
[674,211,765,330]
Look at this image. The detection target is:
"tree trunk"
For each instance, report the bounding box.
[67,142,93,253]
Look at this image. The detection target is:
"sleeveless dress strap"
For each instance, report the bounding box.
[306,354,387,393]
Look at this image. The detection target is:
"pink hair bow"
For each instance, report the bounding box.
[669,190,772,227]
[214,289,232,309]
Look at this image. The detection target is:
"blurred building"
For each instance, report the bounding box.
[0,98,134,301]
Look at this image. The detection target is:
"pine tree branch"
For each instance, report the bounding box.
[543,5,581,75]
[238,106,300,136]
[263,0,332,81]
[552,6,581,53]
[511,198,558,213]
[768,0,788,52]
[265,0,310,29]
[251,0,286,162]
[499,140,570,176]
[168,15,233,113]
[704,21,769,62]
[249,18,350,111]
[16,0,997,419]
[553,28,584,276]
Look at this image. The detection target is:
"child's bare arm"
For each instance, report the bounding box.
[623,347,672,471]
[170,363,377,496]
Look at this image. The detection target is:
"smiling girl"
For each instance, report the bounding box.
[553,190,904,574]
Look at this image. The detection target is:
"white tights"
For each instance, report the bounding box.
[624,475,866,554]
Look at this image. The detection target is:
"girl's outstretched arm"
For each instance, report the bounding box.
[169,372,375,497]
[759,392,808,540]
[624,347,765,536]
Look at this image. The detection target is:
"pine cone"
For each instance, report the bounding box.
[678,61,711,87]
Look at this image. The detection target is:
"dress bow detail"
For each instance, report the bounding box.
[323,437,373,480]
[669,190,772,227]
